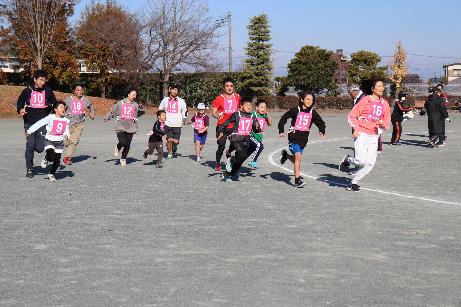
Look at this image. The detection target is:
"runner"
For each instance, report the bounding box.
[248,99,272,169]
[16,70,57,177]
[278,91,326,188]
[211,79,241,172]
[187,103,209,162]
[25,101,70,182]
[158,84,187,159]
[339,79,391,191]
[103,88,140,166]
[143,110,166,167]
[63,85,95,164]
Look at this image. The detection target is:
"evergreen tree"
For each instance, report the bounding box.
[242,14,272,97]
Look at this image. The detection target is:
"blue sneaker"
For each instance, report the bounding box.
[248,161,258,169]
[221,172,232,182]
[225,157,233,173]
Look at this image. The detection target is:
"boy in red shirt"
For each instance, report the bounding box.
[211,79,241,172]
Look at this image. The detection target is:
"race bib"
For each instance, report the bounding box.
[50,119,67,136]
[257,117,267,132]
[193,117,205,130]
[120,103,135,119]
[29,91,46,109]
[367,100,384,122]
[294,112,312,131]
[237,118,252,136]
[223,97,238,114]
[70,99,84,116]
[166,99,178,113]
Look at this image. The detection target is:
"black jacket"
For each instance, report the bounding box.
[218,111,261,143]
[16,85,57,126]
[424,94,448,134]
[278,106,326,147]
[149,120,166,142]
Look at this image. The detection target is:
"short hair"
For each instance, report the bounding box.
[169,83,179,90]
[223,78,234,86]
[156,109,166,117]
[33,70,47,79]
[127,87,137,95]
[241,96,252,104]
[255,99,266,107]
[52,100,65,113]
[74,84,84,90]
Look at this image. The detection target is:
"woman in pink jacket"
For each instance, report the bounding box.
[339,79,391,192]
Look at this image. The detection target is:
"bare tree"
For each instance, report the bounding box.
[145,0,219,96]
[0,0,76,69]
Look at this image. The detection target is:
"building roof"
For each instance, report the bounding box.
[443,63,461,68]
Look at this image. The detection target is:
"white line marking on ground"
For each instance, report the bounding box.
[268,138,461,207]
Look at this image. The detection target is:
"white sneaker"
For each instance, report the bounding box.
[120,159,127,167]
[114,146,120,157]
[197,156,202,162]
[48,174,56,182]
[40,158,48,168]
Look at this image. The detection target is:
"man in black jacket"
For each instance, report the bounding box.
[17,70,57,177]
[425,88,448,147]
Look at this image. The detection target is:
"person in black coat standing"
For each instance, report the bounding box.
[425,88,448,147]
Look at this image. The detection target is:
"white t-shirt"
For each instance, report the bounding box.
[158,96,187,127]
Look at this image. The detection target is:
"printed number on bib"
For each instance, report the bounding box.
[294,112,312,131]
[29,91,46,108]
[238,118,252,135]
[194,118,205,130]
[166,100,178,113]
[120,103,134,119]
[367,101,384,121]
[224,98,237,114]
[71,100,84,115]
[50,120,67,136]
[257,118,267,132]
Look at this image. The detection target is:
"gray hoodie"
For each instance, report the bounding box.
[103,99,139,133]
[64,95,95,126]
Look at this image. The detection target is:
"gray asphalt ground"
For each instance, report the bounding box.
[1,110,460,306]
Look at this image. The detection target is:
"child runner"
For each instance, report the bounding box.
[211,79,241,172]
[339,79,391,192]
[103,88,139,167]
[158,84,187,159]
[278,91,326,188]
[25,101,70,182]
[391,92,413,145]
[143,110,166,167]
[248,99,272,169]
[188,102,209,162]
[63,85,95,164]
[16,70,57,177]
[218,98,261,182]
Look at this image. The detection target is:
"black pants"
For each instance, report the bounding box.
[228,141,252,176]
[216,127,233,164]
[249,137,264,162]
[377,135,383,151]
[117,131,134,159]
[45,148,61,174]
[25,125,46,169]
[391,120,403,144]
[429,133,444,144]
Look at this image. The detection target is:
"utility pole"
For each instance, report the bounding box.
[228,11,232,72]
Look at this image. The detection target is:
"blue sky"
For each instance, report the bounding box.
[72,0,461,80]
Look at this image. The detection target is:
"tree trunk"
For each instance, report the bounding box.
[162,71,171,98]
[36,55,43,70]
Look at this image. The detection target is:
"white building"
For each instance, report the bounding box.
[0,56,24,73]
[443,63,461,82]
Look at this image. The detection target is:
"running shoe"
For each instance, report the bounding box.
[26,169,33,178]
[280,149,288,164]
[339,154,350,171]
[63,157,71,165]
[347,183,360,192]
[295,177,306,188]
[248,161,258,169]
[215,163,222,173]
[48,174,56,182]
[120,159,127,167]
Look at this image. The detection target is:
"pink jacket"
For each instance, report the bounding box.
[348,95,391,135]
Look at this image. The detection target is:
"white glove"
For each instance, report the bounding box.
[116,116,120,121]
[446,118,451,122]
[146,131,153,136]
